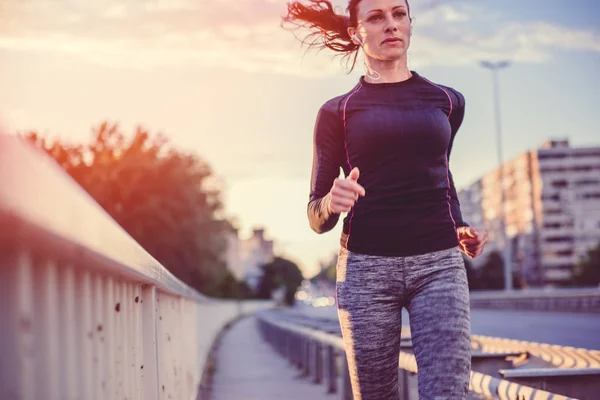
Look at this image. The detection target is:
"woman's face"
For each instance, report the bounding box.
[350,0,412,61]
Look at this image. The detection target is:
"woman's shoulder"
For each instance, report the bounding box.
[318,82,364,116]
[415,72,465,107]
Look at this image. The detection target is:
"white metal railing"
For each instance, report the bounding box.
[0,134,271,400]
[256,310,587,400]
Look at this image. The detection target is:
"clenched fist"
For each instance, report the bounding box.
[457,226,488,258]
[327,167,366,214]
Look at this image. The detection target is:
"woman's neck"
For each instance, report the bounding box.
[364,57,411,84]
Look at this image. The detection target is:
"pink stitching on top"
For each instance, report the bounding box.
[342,84,363,249]
[422,79,459,238]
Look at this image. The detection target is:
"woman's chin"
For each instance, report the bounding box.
[372,49,407,62]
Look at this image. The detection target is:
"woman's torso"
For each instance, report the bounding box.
[325,72,465,256]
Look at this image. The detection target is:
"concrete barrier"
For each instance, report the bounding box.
[0,134,272,400]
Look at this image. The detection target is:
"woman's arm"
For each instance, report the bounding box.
[307,103,345,233]
[447,90,469,227]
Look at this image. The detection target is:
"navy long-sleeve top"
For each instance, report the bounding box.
[308,71,468,257]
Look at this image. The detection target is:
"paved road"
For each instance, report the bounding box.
[296,304,600,350]
[210,315,336,400]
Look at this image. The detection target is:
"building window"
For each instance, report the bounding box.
[552,264,575,271]
[543,222,561,229]
[556,250,573,257]
[540,167,567,173]
[575,179,600,186]
[542,194,560,201]
[538,153,568,159]
[572,150,600,157]
[543,250,574,257]
[551,180,568,188]
[544,208,563,215]
[572,166,593,172]
[582,193,600,200]
[545,221,574,229]
[544,236,573,243]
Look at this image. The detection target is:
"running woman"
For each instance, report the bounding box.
[283,0,488,399]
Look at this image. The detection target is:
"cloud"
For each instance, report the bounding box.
[0,0,599,76]
[410,18,600,67]
[0,0,345,75]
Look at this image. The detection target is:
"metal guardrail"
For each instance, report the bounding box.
[0,134,271,400]
[257,309,599,400]
[469,289,600,314]
[471,335,600,369]
[268,310,600,370]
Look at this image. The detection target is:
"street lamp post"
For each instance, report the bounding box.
[480,60,512,291]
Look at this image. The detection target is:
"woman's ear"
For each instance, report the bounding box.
[347,27,361,45]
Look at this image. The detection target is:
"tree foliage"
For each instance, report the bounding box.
[573,242,600,287]
[23,122,237,296]
[463,255,479,291]
[464,251,507,291]
[256,256,304,305]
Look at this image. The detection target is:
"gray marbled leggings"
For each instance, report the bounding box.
[336,246,471,400]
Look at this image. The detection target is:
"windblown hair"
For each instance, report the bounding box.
[281,0,411,72]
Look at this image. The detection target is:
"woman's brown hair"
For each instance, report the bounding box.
[281,0,411,72]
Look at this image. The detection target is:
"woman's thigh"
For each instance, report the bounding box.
[405,247,472,400]
[336,248,405,400]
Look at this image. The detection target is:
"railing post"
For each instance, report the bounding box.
[278,328,285,356]
[326,345,337,394]
[287,333,295,366]
[399,368,410,400]
[313,341,323,384]
[341,356,353,400]
[303,339,311,377]
[292,335,298,368]
[0,249,36,400]
[141,285,159,400]
[296,334,302,369]
[298,336,305,370]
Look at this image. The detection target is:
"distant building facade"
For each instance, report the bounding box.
[224,227,275,290]
[458,139,600,286]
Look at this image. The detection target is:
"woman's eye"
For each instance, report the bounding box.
[368,14,383,22]
[394,11,407,18]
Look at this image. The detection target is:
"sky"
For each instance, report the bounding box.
[1,0,599,278]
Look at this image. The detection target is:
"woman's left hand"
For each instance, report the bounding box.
[457,226,488,258]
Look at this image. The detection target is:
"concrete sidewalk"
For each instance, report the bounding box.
[210,315,336,400]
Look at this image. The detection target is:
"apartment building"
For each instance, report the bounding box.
[458,139,600,286]
[533,140,600,283]
[224,227,275,290]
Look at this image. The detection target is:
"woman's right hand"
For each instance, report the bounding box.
[327,167,366,214]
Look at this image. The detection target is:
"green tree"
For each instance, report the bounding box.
[325,262,336,283]
[572,242,600,287]
[310,259,337,284]
[479,250,506,290]
[23,122,235,295]
[204,269,247,299]
[256,256,304,306]
[463,255,483,291]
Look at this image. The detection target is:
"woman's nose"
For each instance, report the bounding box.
[384,16,399,32]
